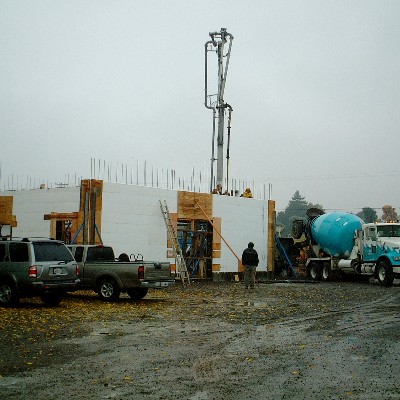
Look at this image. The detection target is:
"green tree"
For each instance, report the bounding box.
[356,207,378,223]
[382,205,398,222]
[276,190,324,237]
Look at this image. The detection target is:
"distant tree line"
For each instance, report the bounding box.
[276,191,324,237]
[276,191,398,237]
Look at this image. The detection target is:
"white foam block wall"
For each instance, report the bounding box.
[213,195,269,272]
[1,185,270,273]
[101,183,177,261]
[1,187,80,238]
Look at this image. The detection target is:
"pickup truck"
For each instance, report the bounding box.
[67,244,174,301]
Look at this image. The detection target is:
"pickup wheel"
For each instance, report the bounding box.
[98,278,120,301]
[41,292,64,306]
[377,261,394,287]
[127,288,148,300]
[308,263,321,281]
[0,281,20,307]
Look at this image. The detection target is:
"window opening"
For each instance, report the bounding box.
[55,220,72,243]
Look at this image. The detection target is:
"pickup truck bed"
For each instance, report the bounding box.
[68,245,174,300]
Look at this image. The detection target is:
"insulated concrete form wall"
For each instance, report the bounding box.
[0,183,271,275]
[212,196,269,273]
[101,183,177,261]
[0,187,80,238]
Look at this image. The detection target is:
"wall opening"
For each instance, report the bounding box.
[177,219,213,279]
[55,220,72,243]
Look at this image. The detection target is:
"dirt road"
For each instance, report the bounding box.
[1,280,400,399]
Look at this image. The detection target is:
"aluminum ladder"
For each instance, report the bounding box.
[159,200,190,286]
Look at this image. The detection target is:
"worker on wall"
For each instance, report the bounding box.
[241,188,253,198]
[212,184,222,194]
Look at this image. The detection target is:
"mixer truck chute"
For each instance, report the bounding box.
[293,209,400,286]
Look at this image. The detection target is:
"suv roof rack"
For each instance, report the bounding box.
[0,236,57,242]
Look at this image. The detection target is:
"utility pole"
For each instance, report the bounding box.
[204,28,233,192]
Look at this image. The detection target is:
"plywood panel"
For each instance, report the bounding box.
[177,191,212,220]
[80,179,103,212]
[0,196,17,227]
[212,250,221,258]
[212,242,221,251]
[78,179,103,244]
[212,264,221,272]
[212,217,221,245]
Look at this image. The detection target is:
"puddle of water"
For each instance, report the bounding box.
[190,391,209,400]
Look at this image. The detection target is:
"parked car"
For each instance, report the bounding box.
[0,238,80,306]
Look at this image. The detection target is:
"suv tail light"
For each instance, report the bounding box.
[76,264,80,276]
[28,265,37,278]
[138,265,144,280]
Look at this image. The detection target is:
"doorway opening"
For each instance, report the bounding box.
[177,219,213,279]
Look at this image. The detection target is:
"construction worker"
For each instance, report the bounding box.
[242,188,253,198]
[241,242,259,289]
[212,184,222,194]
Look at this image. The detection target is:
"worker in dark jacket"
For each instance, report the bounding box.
[242,242,259,289]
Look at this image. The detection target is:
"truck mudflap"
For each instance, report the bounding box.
[140,280,175,288]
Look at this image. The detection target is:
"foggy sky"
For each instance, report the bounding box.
[1,0,400,214]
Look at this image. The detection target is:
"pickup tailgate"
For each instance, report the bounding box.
[143,262,172,280]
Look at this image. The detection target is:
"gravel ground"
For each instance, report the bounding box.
[1,279,400,399]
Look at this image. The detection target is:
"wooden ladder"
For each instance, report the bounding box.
[159,200,190,286]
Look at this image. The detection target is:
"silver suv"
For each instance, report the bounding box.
[0,238,80,306]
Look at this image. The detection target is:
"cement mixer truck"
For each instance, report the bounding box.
[292,209,400,286]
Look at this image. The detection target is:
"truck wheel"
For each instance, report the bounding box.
[377,261,394,287]
[41,292,64,306]
[98,278,120,301]
[308,263,321,281]
[0,281,20,307]
[321,265,332,282]
[127,288,148,300]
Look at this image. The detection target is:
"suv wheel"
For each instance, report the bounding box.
[0,281,20,307]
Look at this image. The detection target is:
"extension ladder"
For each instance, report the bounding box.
[159,200,190,286]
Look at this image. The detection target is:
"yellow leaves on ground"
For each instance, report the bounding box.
[291,370,300,376]
[0,281,388,377]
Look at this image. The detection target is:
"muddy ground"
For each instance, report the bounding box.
[1,279,400,400]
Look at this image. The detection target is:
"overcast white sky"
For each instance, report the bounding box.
[1,0,399,213]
